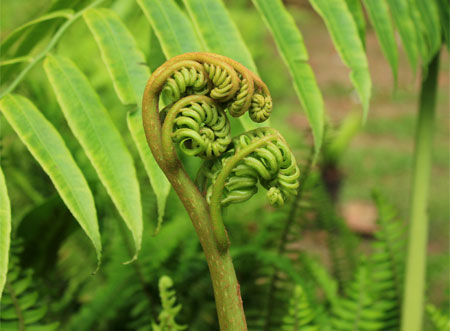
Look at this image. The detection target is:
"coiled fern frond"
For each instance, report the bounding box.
[427,303,450,331]
[198,127,300,207]
[196,127,300,251]
[0,241,58,331]
[143,53,300,328]
[281,284,319,331]
[152,275,186,331]
[143,52,299,254]
[144,52,273,168]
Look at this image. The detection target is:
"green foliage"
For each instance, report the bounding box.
[152,276,187,331]
[362,0,398,83]
[0,166,11,300]
[331,262,387,330]
[0,242,59,331]
[309,0,371,121]
[44,54,143,258]
[83,7,170,234]
[427,304,450,331]
[368,192,406,328]
[252,0,324,158]
[0,0,446,329]
[282,284,319,331]
[0,94,101,264]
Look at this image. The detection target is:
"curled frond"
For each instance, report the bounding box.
[152,275,186,331]
[197,127,300,252]
[142,53,298,254]
[143,52,274,166]
[200,128,300,208]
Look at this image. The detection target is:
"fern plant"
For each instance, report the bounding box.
[142,51,300,329]
[281,284,319,331]
[426,303,450,331]
[152,276,186,331]
[273,191,409,331]
[0,241,58,331]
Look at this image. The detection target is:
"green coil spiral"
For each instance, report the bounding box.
[170,98,231,159]
[143,52,299,254]
[199,128,300,208]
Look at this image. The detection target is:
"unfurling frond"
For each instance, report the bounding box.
[152,275,186,331]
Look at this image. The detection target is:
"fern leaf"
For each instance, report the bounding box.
[0,166,11,300]
[251,0,324,158]
[152,276,186,331]
[309,0,371,121]
[282,284,319,331]
[427,303,450,331]
[83,7,171,235]
[313,174,359,288]
[300,253,338,306]
[44,55,142,259]
[0,94,101,266]
[370,192,405,311]
[331,262,386,330]
[0,242,58,331]
[361,0,399,83]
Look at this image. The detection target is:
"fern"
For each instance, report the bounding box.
[368,192,406,329]
[0,241,58,331]
[152,276,186,331]
[312,173,359,289]
[331,261,386,330]
[299,253,338,306]
[281,284,319,331]
[427,303,450,331]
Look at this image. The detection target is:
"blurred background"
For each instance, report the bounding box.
[1,0,448,329]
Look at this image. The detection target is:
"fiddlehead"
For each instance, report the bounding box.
[142,52,298,255]
[196,128,300,252]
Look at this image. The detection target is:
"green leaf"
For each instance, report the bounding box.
[83,8,149,105]
[344,0,366,46]
[252,0,324,157]
[137,0,203,57]
[436,0,449,51]
[1,9,74,54]
[127,112,170,234]
[182,0,263,131]
[44,55,142,258]
[411,0,442,65]
[182,0,257,73]
[309,0,372,121]
[0,166,11,301]
[83,7,170,235]
[149,29,166,72]
[0,94,101,268]
[386,0,420,72]
[362,0,399,83]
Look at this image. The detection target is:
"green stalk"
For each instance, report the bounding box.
[401,52,440,330]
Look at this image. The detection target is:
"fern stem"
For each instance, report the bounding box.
[161,166,247,330]
[401,52,440,331]
[5,280,25,331]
